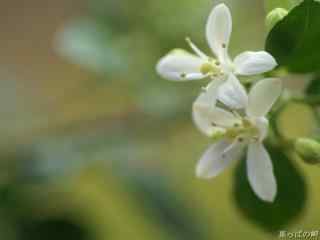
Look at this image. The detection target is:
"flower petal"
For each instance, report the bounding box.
[217,74,248,109]
[234,51,277,76]
[206,4,232,65]
[193,105,240,136]
[192,81,221,136]
[247,78,282,117]
[196,139,243,179]
[247,142,277,202]
[156,49,206,81]
[193,80,222,111]
[253,117,269,141]
[192,105,219,137]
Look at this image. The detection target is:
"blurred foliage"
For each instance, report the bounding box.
[56,19,125,75]
[264,0,302,11]
[0,0,320,240]
[275,102,319,140]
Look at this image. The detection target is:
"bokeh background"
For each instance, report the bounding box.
[0,0,319,239]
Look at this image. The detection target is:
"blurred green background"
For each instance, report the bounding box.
[0,0,319,239]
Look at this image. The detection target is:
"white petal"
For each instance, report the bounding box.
[156,49,206,81]
[193,80,241,136]
[247,142,277,202]
[193,80,222,110]
[192,81,221,136]
[252,117,269,141]
[247,78,282,117]
[217,74,248,109]
[193,105,240,136]
[234,51,277,76]
[206,4,232,65]
[192,107,218,137]
[196,139,243,179]
[209,108,241,127]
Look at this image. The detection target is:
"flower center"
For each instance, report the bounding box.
[225,118,260,141]
[200,60,223,77]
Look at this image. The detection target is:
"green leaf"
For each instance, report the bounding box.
[306,75,320,95]
[266,0,320,73]
[233,146,307,233]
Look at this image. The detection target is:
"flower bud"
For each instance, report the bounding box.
[266,8,288,31]
[294,138,320,165]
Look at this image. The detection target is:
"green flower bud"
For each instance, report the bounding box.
[266,8,288,31]
[294,138,320,165]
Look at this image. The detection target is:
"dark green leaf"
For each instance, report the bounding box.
[233,146,307,233]
[306,75,320,95]
[19,218,92,240]
[266,0,320,73]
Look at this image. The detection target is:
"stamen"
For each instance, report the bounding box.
[200,63,214,75]
[222,43,226,48]
[186,37,207,59]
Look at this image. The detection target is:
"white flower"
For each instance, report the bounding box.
[156,3,277,109]
[193,78,282,202]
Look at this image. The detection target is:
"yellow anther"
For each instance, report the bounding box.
[200,63,214,75]
[200,61,221,76]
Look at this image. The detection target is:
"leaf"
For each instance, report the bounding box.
[233,146,307,233]
[18,218,91,240]
[266,0,320,73]
[306,75,320,95]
